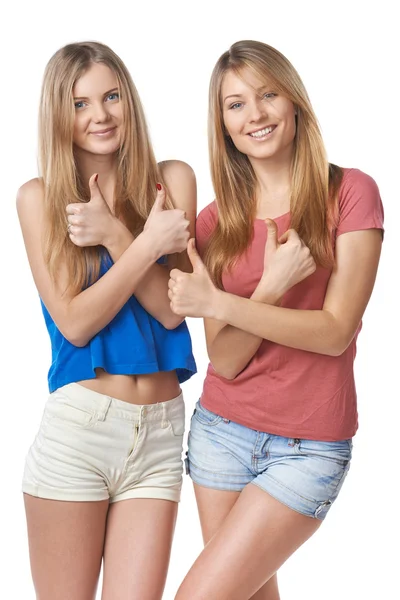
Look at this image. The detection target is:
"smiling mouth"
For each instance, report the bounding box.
[91,127,116,136]
[248,125,276,139]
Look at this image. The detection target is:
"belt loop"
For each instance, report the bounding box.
[96,396,112,422]
[161,401,168,429]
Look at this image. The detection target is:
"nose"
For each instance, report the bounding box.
[248,99,266,122]
[92,101,110,123]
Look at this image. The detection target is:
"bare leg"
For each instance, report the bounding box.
[101,498,178,600]
[175,484,321,600]
[24,494,109,600]
[194,485,280,600]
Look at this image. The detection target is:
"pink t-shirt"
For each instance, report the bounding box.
[196,168,384,441]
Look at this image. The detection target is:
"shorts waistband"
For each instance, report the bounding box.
[52,383,183,423]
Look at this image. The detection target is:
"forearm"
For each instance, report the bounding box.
[214,292,344,357]
[106,220,183,329]
[209,287,280,379]
[65,233,160,346]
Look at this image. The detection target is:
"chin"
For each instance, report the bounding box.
[79,142,120,156]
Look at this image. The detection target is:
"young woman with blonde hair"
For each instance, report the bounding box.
[169,40,383,599]
[17,41,196,600]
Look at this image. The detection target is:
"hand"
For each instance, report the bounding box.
[66,174,117,248]
[143,184,190,257]
[258,219,316,300]
[168,239,220,318]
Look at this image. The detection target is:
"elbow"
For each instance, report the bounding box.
[323,334,353,357]
[61,324,90,348]
[162,315,185,330]
[209,361,239,381]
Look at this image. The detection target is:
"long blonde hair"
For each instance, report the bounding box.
[205,40,343,288]
[39,41,164,294]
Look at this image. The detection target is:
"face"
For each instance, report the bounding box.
[221,69,297,164]
[72,62,123,156]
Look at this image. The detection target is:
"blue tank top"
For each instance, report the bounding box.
[41,252,197,393]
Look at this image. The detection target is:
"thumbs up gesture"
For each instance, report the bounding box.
[143,184,190,257]
[260,219,316,299]
[168,239,219,318]
[66,173,115,247]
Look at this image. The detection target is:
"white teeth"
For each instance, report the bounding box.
[250,126,273,138]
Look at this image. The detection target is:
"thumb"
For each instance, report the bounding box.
[265,218,278,251]
[187,238,204,273]
[148,184,166,217]
[88,173,105,204]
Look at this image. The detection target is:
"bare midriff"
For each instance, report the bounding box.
[78,369,181,405]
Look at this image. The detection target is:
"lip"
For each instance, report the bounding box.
[247,124,277,142]
[247,124,277,136]
[90,127,117,136]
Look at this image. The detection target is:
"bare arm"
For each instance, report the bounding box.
[131,160,196,327]
[17,178,189,347]
[169,229,382,357]
[67,161,196,329]
[171,220,316,378]
[202,283,276,381]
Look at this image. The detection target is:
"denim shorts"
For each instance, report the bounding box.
[186,400,352,520]
[22,383,185,503]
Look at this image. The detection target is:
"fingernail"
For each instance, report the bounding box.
[94,174,98,182]
[156,183,162,191]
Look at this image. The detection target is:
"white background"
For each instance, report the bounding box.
[1,1,398,598]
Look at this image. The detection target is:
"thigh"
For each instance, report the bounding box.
[101,498,178,600]
[194,484,280,600]
[24,494,108,600]
[175,484,321,600]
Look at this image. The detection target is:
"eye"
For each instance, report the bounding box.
[106,92,119,102]
[229,102,243,110]
[74,100,86,109]
[263,92,277,99]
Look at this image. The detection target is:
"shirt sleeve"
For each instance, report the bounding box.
[336,168,384,238]
[195,202,218,258]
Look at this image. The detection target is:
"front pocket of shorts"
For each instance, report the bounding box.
[193,402,222,427]
[295,439,352,466]
[44,397,95,429]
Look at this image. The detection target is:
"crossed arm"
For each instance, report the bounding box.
[17,161,196,347]
[169,229,382,379]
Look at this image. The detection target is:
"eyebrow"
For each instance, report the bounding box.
[73,87,119,100]
[223,85,272,103]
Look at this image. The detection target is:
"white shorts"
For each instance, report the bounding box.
[22,383,185,503]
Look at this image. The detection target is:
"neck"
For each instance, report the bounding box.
[249,150,292,219]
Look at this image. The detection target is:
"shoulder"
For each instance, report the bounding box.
[197,201,218,227]
[158,160,196,210]
[336,168,384,235]
[195,201,218,250]
[159,159,196,182]
[339,168,381,199]
[16,177,44,214]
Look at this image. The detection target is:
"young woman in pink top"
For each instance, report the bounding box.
[168,40,384,599]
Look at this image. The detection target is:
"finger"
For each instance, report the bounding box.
[265,219,278,251]
[88,173,105,204]
[170,268,183,282]
[187,238,204,272]
[279,228,300,243]
[148,184,166,217]
[68,233,82,247]
[67,215,82,226]
[66,203,82,215]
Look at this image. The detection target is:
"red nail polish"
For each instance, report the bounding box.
[156,183,162,191]
[94,174,98,182]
